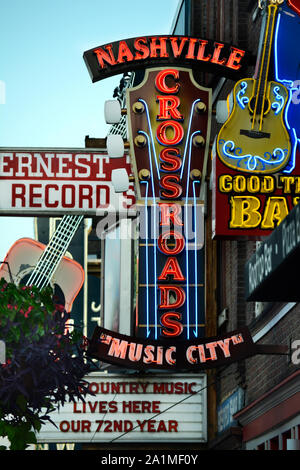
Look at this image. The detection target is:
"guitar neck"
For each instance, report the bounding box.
[255,3,278,112]
[26,214,84,289]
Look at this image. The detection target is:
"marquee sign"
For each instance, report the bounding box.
[212,0,300,239]
[37,373,207,443]
[83,35,248,83]
[0,148,135,216]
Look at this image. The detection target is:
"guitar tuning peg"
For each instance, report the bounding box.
[190,169,202,181]
[138,169,150,180]
[106,134,129,158]
[195,101,207,113]
[132,101,145,114]
[111,168,130,193]
[134,134,147,148]
[104,100,127,124]
[193,135,206,147]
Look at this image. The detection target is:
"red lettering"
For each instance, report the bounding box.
[158,256,185,281]
[185,38,197,59]
[117,40,134,63]
[61,184,75,208]
[149,36,168,58]
[226,47,245,70]
[160,174,182,199]
[159,148,182,172]
[170,37,188,58]
[158,230,185,255]
[156,120,184,146]
[159,203,183,226]
[160,312,183,337]
[45,184,58,208]
[81,420,91,432]
[211,42,227,66]
[156,95,183,121]
[11,184,25,207]
[134,37,150,60]
[197,39,211,61]
[158,286,186,309]
[94,44,117,68]
[59,420,70,432]
[79,185,93,208]
[155,69,180,94]
[96,184,110,208]
[29,184,42,207]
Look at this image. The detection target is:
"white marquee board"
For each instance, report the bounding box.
[36,373,207,443]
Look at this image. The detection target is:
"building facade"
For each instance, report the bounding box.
[31,0,300,451]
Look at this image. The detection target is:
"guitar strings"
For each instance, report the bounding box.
[138,130,158,339]
[252,4,277,131]
[36,216,83,289]
[34,215,83,289]
[26,215,83,289]
[26,215,74,288]
[184,130,201,340]
[259,6,277,131]
[26,215,75,287]
[137,99,160,181]
[180,99,201,180]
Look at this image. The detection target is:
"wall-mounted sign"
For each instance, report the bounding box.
[245,201,300,301]
[0,148,135,216]
[212,1,300,239]
[88,326,259,371]
[83,35,248,83]
[37,373,207,443]
[217,387,244,434]
[126,67,209,341]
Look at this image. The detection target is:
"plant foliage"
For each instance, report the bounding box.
[0,278,93,450]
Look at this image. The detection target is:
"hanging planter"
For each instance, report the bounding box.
[0,278,93,450]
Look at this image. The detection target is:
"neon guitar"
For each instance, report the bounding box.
[0,215,84,312]
[217,0,291,174]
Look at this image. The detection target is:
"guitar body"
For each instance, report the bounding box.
[217,77,291,173]
[0,238,84,312]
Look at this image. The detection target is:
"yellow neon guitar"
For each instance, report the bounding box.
[216,0,291,174]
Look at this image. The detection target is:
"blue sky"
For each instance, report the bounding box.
[0,0,179,260]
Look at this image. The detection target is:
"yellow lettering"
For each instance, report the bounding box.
[248,175,260,193]
[233,175,246,192]
[293,197,300,206]
[261,197,289,229]
[219,175,232,192]
[230,196,261,228]
[280,176,295,193]
[261,176,274,193]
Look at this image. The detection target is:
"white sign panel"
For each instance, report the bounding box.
[0,149,135,216]
[37,373,207,443]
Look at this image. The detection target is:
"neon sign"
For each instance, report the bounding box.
[88,326,259,370]
[212,2,300,238]
[83,35,248,83]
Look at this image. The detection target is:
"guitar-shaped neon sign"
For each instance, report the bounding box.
[126,67,211,340]
[217,0,291,174]
[0,215,84,311]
